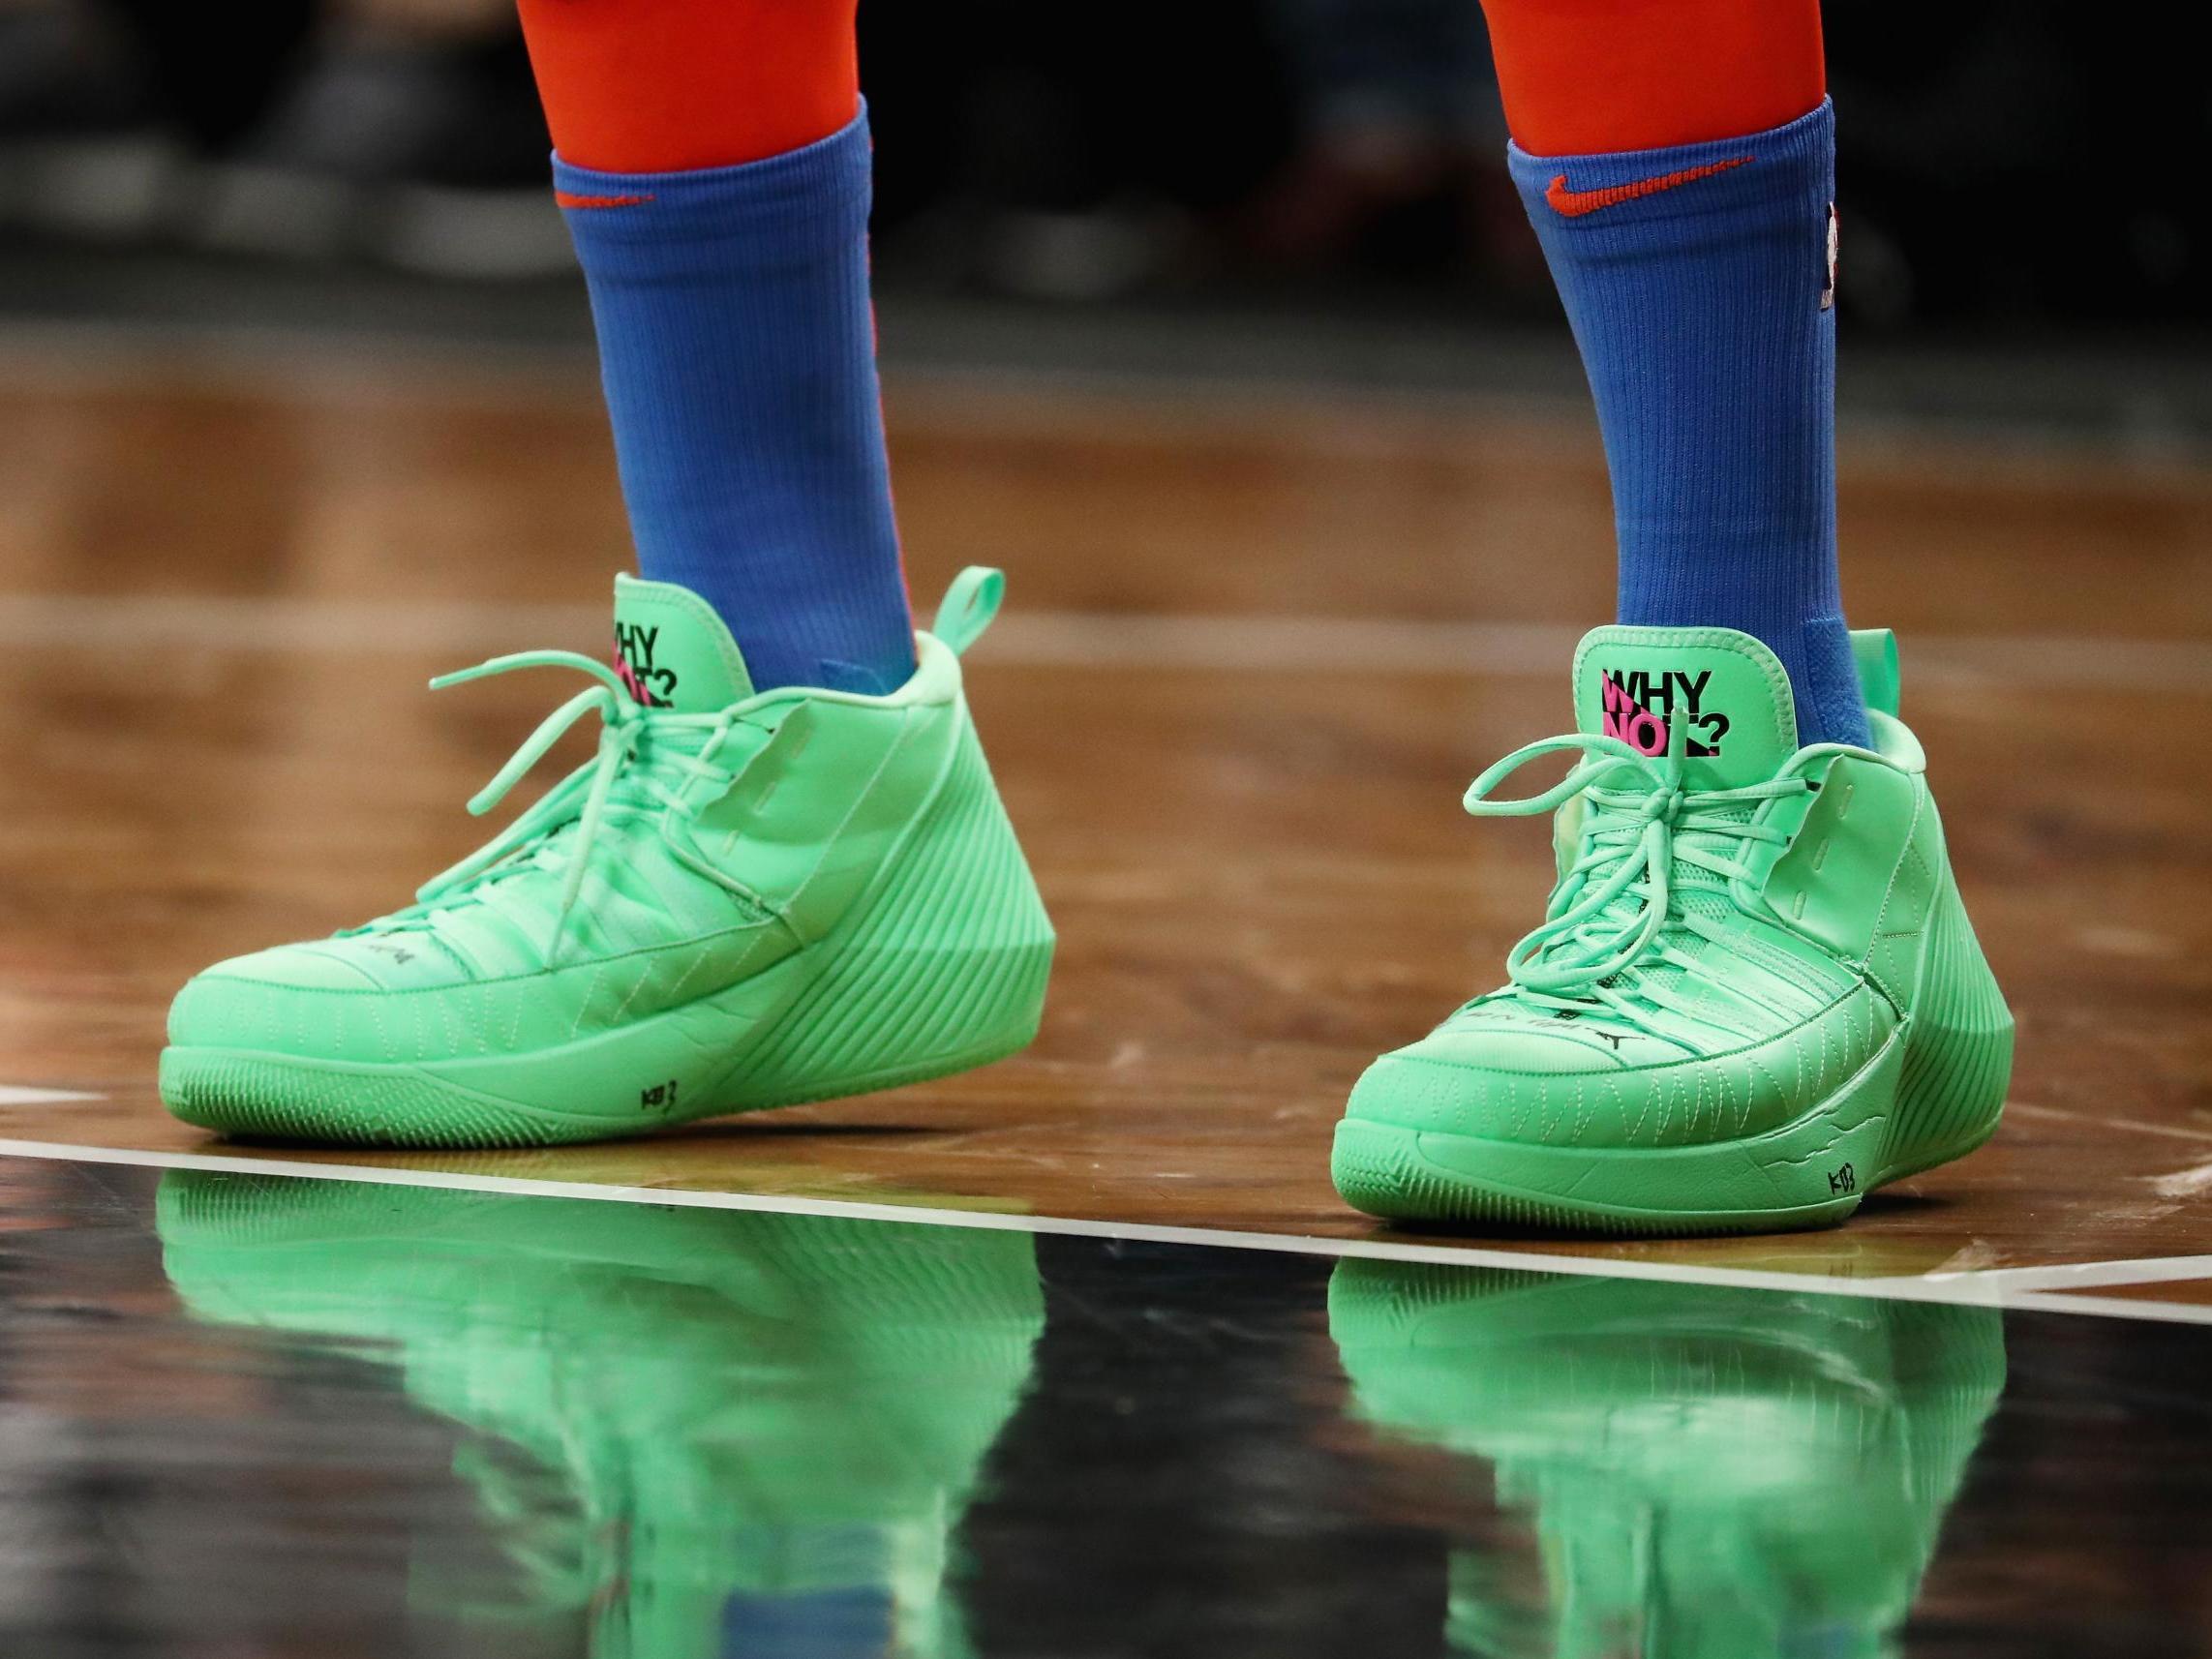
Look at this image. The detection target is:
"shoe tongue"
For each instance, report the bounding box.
[610,575,755,712]
[1572,625,1800,789]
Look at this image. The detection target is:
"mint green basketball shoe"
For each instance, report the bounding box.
[1329,1263,2005,1658]
[1334,626,2012,1233]
[161,567,1054,1146]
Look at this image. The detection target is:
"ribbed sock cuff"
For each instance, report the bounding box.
[1506,98,1833,244]
[554,105,872,273]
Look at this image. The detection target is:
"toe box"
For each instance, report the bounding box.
[167,944,384,1057]
[1347,1019,1636,1146]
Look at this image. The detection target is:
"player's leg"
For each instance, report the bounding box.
[1489,0,1862,748]
[1331,0,2011,1233]
[517,0,910,696]
[160,2,1054,1147]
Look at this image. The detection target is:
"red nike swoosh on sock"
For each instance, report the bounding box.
[1543,157,1752,218]
[555,191,655,211]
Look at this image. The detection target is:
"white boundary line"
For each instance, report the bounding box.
[0,1086,104,1105]
[0,592,2206,694]
[5,1135,2209,1327]
[1898,1253,2212,1293]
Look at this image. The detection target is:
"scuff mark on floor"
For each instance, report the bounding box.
[2148,1161,2212,1200]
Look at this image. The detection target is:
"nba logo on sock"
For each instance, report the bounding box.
[1821,202,1838,311]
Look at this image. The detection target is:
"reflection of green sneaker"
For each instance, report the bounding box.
[162,567,1054,1146]
[1334,626,2012,1233]
[158,1172,1044,1658]
[1330,1263,2005,1659]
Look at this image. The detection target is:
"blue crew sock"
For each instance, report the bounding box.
[1508,100,1869,749]
[557,106,914,696]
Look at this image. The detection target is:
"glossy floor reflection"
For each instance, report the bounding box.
[1333,1268,2003,1658]
[158,1175,1043,1659]
[2,1155,2209,1656]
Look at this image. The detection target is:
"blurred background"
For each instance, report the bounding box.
[2,0,2207,437]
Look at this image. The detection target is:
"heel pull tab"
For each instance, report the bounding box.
[933,567,1005,657]
[1851,628,1900,719]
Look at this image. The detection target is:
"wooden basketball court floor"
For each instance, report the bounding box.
[0,325,2209,1651]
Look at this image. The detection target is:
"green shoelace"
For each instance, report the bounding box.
[349,650,761,961]
[1463,723,1812,1033]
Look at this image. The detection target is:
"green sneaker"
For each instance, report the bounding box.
[157,1173,1044,1657]
[1328,1262,2005,1658]
[161,567,1054,1146]
[1334,626,2012,1233]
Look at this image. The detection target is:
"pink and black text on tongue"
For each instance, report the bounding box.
[1571,624,1801,789]
[610,574,756,713]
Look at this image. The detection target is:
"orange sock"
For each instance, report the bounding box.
[1478,0,1824,155]
[514,0,859,173]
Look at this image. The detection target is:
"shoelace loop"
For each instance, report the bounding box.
[375,649,736,960]
[1463,720,1803,1017]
